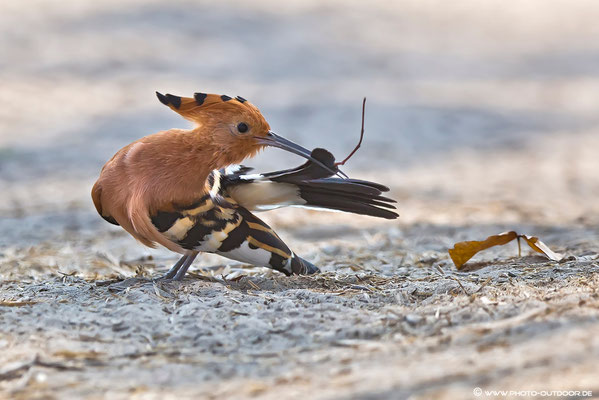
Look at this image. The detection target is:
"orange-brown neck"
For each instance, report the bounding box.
[127,127,258,211]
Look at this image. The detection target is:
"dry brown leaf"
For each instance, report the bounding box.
[448,231,563,269]
[520,235,564,261]
[448,231,518,269]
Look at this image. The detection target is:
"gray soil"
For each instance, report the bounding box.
[1,1,599,399]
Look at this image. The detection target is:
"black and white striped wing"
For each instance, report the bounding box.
[220,149,398,219]
[150,194,316,275]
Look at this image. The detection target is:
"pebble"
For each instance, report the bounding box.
[321,245,340,256]
[405,314,422,325]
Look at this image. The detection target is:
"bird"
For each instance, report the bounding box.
[91,92,398,280]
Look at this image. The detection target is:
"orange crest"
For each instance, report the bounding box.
[155,91,273,166]
[156,91,263,126]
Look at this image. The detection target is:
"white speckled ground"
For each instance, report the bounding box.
[1,1,599,399]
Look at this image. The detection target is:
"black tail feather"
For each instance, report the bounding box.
[222,148,398,219]
[296,181,399,219]
[296,178,391,197]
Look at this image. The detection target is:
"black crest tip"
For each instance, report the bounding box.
[165,94,181,109]
[156,91,169,106]
[221,95,232,102]
[194,92,207,106]
[235,96,247,103]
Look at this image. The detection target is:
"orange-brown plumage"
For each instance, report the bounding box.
[92,91,397,280]
[92,93,271,253]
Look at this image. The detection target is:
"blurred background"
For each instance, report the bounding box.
[2,2,599,398]
[1,0,599,245]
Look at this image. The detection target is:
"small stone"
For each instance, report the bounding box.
[405,314,422,325]
[322,245,340,255]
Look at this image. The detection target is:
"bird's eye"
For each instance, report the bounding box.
[237,122,249,133]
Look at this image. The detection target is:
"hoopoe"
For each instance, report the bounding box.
[92,92,398,280]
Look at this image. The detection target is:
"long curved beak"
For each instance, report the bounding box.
[256,131,343,176]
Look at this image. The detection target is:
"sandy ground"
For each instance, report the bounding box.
[1,1,599,399]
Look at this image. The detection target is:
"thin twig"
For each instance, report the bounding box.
[451,276,470,296]
[335,97,366,166]
[475,277,493,293]
[248,280,261,290]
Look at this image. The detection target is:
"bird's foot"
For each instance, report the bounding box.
[171,252,198,281]
[156,252,198,281]
[156,254,187,280]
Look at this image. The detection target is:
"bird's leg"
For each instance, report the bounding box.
[159,254,189,280]
[172,251,199,281]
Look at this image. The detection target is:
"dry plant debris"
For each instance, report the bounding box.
[449,231,564,269]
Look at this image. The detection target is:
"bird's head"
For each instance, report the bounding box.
[156,91,338,174]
